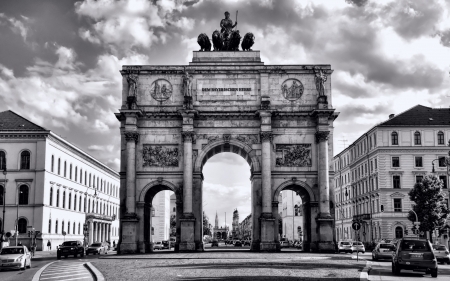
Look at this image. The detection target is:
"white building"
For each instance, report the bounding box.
[279,190,303,242]
[0,110,120,250]
[150,190,171,242]
[333,105,450,246]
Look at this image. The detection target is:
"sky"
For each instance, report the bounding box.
[1,0,450,225]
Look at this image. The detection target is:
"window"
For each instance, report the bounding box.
[74,194,77,211]
[20,151,30,169]
[51,155,54,172]
[375,159,378,169]
[0,185,3,205]
[395,226,404,239]
[89,174,91,187]
[48,219,51,234]
[393,176,401,189]
[18,218,27,233]
[73,222,75,234]
[19,185,29,205]
[68,193,72,210]
[75,167,78,182]
[391,132,398,145]
[414,131,421,145]
[88,199,91,213]
[415,156,423,167]
[84,196,87,212]
[438,131,444,145]
[392,157,400,167]
[64,161,67,177]
[78,223,81,234]
[49,187,53,206]
[416,175,423,183]
[85,171,87,185]
[56,190,60,207]
[439,157,446,167]
[69,164,72,179]
[394,198,402,212]
[58,158,61,175]
[55,220,58,233]
[62,191,66,208]
[80,169,82,184]
[62,221,65,234]
[79,196,82,211]
[439,175,447,189]
[0,151,6,170]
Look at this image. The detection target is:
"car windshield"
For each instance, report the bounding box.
[400,240,431,251]
[341,242,351,245]
[91,243,101,247]
[433,245,446,250]
[156,242,162,244]
[1,248,24,255]
[354,242,363,245]
[62,242,77,246]
[380,244,395,249]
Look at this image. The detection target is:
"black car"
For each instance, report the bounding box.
[57,241,85,259]
[244,240,251,246]
[211,241,219,247]
[234,241,242,247]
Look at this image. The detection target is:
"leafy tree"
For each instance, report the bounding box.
[203,212,212,236]
[408,174,450,242]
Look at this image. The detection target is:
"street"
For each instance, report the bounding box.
[368,259,450,281]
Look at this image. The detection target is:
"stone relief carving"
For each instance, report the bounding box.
[143,145,179,167]
[193,150,198,163]
[275,144,312,167]
[126,73,139,97]
[235,134,259,146]
[197,134,259,147]
[223,134,231,143]
[281,79,304,101]
[150,79,173,102]
[313,67,327,97]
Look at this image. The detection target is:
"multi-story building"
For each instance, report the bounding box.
[238,214,252,241]
[0,110,120,250]
[213,212,228,240]
[280,190,303,242]
[150,190,171,242]
[333,105,450,246]
[232,209,239,239]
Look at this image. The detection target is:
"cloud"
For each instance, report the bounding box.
[439,29,450,47]
[88,145,114,152]
[345,0,369,7]
[0,13,29,41]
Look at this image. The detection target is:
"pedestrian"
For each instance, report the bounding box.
[47,240,51,251]
[31,241,36,257]
[113,240,116,248]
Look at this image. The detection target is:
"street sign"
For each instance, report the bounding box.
[352,222,361,231]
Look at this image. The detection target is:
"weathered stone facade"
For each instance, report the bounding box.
[116,51,338,253]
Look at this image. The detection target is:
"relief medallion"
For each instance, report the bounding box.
[150,79,173,102]
[281,79,304,101]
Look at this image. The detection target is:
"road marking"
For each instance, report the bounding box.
[38,261,94,281]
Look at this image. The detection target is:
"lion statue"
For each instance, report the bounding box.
[212,30,223,51]
[241,32,255,51]
[197,33,211,51]
[227,30,241,51]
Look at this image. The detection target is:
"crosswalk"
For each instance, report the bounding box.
[39,261,94,281]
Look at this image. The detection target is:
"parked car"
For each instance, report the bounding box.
[57,241,85,259]
[372,243,396,261]
[243,240,251,246]
[153,241,163,250]
[351,241,365,253]
[234,241,242,247]
[392,238,438,277]
[293,241,303,249]
[162,240,170,249]
[280,241,290,248]
[0,246,31,271]
[432,244,450,264]
[211,240,219,247]
[86,242,108,255]
[337,241,352,253]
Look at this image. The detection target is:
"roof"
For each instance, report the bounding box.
[0,110,47,131]
[379,105,450,127]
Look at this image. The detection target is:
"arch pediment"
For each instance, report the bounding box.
[390,192,405,198]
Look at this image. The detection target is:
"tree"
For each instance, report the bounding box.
[408,174,450,242]
[169,215,176,237]
[203,212,212,236]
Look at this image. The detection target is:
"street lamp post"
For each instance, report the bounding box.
[15,184,20,245]
[1,169,6,245]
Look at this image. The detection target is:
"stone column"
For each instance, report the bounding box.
[260,131,272,215]
[272,201,281,251]
[124,131,139,214]
[88,221,93,245]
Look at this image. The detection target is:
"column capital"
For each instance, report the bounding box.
[315,131,329,143]
[124,131,139,143]
[182,131,195,142]
[260,131,273,143]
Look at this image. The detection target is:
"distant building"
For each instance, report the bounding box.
[150,191,171,242]
[280,190,303,241]
[0,110,120,250]
[238,214,252,240]
[232,209,239,239]
[213,212,228,240]
[333,105,450,246]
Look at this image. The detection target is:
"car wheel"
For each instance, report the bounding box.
[431,268,438,278]
[27,259,31,269]
[74,253,78,258]
[57,255,61,260]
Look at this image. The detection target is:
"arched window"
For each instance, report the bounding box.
[64,161,67,177]
[19,185,29,205]
[69,164,72,179]
[414,131,421,145]
[18,218,27,233]
[0,185,4,205]
[0,151,6,170]
[438,131,445,145]
[56,189,60,207]
[50,155,54,172]
[68,193,72,210]
[78,223,81,234]
[391,132,398,145]
[48,219,51,233]
[55,220,58,233]
[395,226,404,239]
[49,187,53,206]
[20,151,30,169]
[58,158,61,175]
[74,194,77,211]
[62,191,66,208]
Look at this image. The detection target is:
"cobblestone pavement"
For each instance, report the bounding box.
[93,251,366,280]
[38,261,94,281]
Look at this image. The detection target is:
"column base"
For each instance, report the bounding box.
[195,241,204,252]
[179,214,196,252]
[259,213,276,252]
[138,241,152,253]
[315,215,335,253]
[250,241,260,252]
[118,215,139,254]
[260,242,278,252]
[317,241,336,252]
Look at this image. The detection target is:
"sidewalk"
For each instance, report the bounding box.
[32,250,58,258]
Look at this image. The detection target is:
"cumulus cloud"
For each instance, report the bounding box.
[0,13,29,41]
[345,0,369,7]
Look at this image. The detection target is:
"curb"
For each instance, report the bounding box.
[360,261,371,281]
[85,262,106,281]
[31,261,57,281]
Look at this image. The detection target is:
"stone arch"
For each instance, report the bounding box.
[194,139,260,173]
[138,179,180,203]
[273,179,316,202]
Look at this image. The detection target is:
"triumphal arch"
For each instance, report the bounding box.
[116,18,338,253]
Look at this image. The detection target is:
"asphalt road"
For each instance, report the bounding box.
[368,259,450,280]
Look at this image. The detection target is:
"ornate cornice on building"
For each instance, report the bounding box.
[14,179,33,183]
[260,131,272,142]
[388,170,404,175]
[390,192,406,198]
[315,131,329,143]
[0,133,48,139]
[124,131,139,143]
[182,131,195,143]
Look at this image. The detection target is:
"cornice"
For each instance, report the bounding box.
[0,132,49,139]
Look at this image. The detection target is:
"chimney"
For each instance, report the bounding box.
[389,114,395,119]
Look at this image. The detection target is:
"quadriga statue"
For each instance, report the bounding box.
[197,33,211,51]
[241,32,255,51]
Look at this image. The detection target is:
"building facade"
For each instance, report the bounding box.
[150,190,172,242]
[213,212,228,240]
[333,105,450,247]
[280,190,303,242]
[0,111,120,250]
[232,209,239,239]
